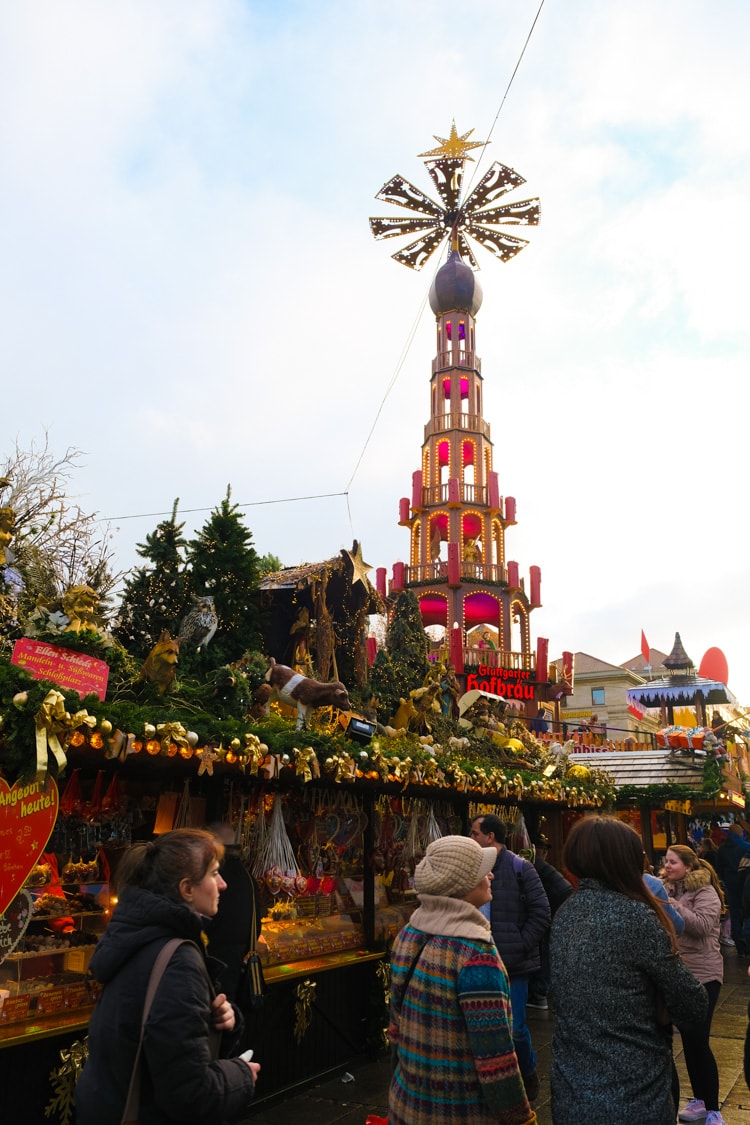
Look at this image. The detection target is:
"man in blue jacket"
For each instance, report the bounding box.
[470,814,550,1103]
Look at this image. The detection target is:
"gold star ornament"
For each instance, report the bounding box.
[344,541,373,590]
[418,120,486,161]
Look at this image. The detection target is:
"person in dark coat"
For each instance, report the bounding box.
[75,829,258,1125]
[470,814,550,1102]
[207,822,261,1003]
[715,823,750,953]
[550,816,708,1125]
[527,838,573,1008]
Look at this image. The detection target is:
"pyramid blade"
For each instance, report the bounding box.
[467,225,529,261]
[392,228,447,270]
[456,233,479,270]
[375,174,443,217]
[463,162,526,213]
[425,158,464,211]
[370,216,440,241]
[471,197,541,227]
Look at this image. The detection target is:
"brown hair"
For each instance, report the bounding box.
[115,829,224,903]
[564,816,677,949]
[666,844,726,911]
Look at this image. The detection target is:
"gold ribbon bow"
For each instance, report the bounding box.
[243,733,268,771]
[56,1037,89,1079]
[156,721,189,755]
[293,979,317,1044]
[34,690,73,778]
[293,746,320,783]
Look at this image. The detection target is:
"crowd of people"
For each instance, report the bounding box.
[71,812,750,1125]
[388,816,750,1125]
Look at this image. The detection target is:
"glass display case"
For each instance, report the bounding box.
[0,857,110,1029]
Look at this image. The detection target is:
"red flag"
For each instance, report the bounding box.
[641,630,650,664]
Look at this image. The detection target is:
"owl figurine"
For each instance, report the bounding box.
[178,595,219,651]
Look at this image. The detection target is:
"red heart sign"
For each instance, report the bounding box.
[0,778,59,918]
[0,889,33,963]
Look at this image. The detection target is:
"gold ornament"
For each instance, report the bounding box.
[156,721,190,756]
[418,120,485,160]
[293,979,317,1044]
[294,746,320,783]
[197,744,219,776]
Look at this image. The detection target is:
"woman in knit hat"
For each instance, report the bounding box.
[388,835,536,1125]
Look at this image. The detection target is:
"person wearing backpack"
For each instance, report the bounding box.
[470,814,551,1103]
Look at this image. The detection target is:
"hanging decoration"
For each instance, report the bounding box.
[293,979,317,1044]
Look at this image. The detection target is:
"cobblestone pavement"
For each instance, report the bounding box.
[243,947,750,1124]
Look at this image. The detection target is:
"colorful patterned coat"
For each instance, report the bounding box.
[388,895,536,1125]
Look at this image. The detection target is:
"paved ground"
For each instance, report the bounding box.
[243,946,750,1124]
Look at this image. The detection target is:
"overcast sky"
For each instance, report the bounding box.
[3,1,749,706]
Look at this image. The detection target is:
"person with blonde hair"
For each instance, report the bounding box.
[550,816,707,1125]
[388,835,536,1125]
[662,843,726,1125]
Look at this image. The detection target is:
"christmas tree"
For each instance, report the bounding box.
[368,590,430,723]
[115,499,190,658]
[183,487,262,671]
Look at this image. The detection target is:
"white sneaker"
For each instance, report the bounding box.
[704,1112,726,1125]
[678,1100,707,1122]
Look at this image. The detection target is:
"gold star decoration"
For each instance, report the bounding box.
[344,542,373,590]
[418,120,486,161]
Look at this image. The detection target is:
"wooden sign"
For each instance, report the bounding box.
[11,638,109,700]
[0,995,30,1023]
[0,777,59,918]
[35,986,67,1016]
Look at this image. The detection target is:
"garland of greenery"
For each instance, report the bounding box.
[0,636,734,812]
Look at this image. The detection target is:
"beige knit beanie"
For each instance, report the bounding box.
[414,835,496,898]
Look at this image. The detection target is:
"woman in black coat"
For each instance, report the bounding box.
[76,829,259,1125]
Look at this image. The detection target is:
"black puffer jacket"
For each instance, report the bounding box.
[75,887,255,1125]
[488,847,551,977]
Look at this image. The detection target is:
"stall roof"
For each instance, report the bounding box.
[570,748,705,788]
[627,676,736,708]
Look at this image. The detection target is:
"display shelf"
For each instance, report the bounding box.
[4,944,97,962]
[264,947,385,985]
[30,910,105,920]
[0,1008,93,1048]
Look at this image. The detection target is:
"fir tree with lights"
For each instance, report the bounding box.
[114,499,190,658]
[369,590,430,723]
[183,487,262,671]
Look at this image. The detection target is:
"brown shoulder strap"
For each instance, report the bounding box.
[121,938,189,1125]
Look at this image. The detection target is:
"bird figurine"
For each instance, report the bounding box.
[178,595,218,651]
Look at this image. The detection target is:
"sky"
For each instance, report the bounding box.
[2,1,750,703]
